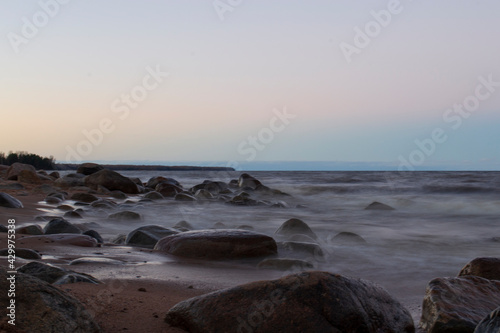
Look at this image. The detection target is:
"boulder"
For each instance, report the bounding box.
[275,218,317,240]
[0,248,40,259]
[76,163,104,175]
[45,195,62,204]
[5,162,36,180]
[49,171,60,179]
[43,218,81,234]
[82,230,104,243]
[146,176,181,189]
[0,192,23,208]
[475,307,500,333]
[459,257,500,281]
[165,271,414,333]
[238,173,262,189]
[420,276,500,333]
[109,190,127,199]
[17,169,41,184]
[155,182,182,197]
[64,210,83,219]
[144,191,164,200]
[126,225,178,248]
[70,192,99,203]
[0,267,100,333]
[17,261,99,285]
[330,231,367,245]
[54,174,85,188]
[257,258,313,270]
[16,224,43,235]
[84,169,138,194]
[108,210,142,221]
[155,229,277,259]
[365,201,395,211]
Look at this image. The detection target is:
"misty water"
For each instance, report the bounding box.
[44,170,500,317]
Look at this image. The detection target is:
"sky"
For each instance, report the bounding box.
[1,0,499,170]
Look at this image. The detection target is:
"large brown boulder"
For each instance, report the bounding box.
[76,163,104,175]
[165,271,414,333]
[459,257,500,281]
[420,276,500,333]
[5,162,36,181]
[155,229,277,259]
[17,169,41,184]
[0,267,100,332]
[84,169,138,194]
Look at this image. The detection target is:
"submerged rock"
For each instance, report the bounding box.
[155,182,182,197]
[330,231,367,245]
[165,271,414,333]
[144,191,164,200]
[459,257,500,281]
[108,210,142,221]
[174,192,197,202]
[365,201,395,211]
[275,218,317,240]
[155,229,277,259]
[278,241,324,258]
[0,192,23,208]
[420,276,500,333]
[0,267,100,333]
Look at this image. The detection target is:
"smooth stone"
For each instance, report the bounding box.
[0,248,41,259]
[82,230,104,243]
[165,271,414,333]
[0,192,23,208]
[57,204,74,211]
[70,192,99,203]
[155,229,278,259]
[173,220,195,231]
[275,218,317,240]
[126,225,179,248]
[0,267,100,332]
[43,218,81,234]
[144,191,164,200]
[330,231,367,245]
[108,210,142,221]
[110,190,127,199]
[458,257,500,281]
[16,224,43,235]
[420,276,500,333]
[365,201,395,211]
[64,210,83,219]
[45,195,62,204]
[257,258,313,270]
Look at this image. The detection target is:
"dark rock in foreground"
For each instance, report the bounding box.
[0,248,40,259]
[84,169,139,194]
[475,306,500,333]
[459,257,500,281]
[0,192,23,208]
[420,276,500,333]
[0,267,100,333]
[155,229,277,259]
[165,271,414,333]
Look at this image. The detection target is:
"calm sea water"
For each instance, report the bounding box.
[53,170,500,308]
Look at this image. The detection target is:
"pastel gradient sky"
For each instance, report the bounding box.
[1,0,499,170]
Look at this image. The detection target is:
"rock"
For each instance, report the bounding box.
[126,225,179,248]
[17,261,99,285]
[228,194,259,206]
[0,182,25,190]
[191,181,228,195]
[84,169,139,194]
[174,220,195,230]
[44,218,81,234]
[420,276,500,333]
[5,162,36,180]
[330,231,367,245]
[146,176,181,189]
[82,230,104,243]
[275,218,317,240]
[289,234,317,243]
[54,174,85,188]
[17,169,41,184]
[0,267,100,332]
[77,162,104,175]
[238,173,262,189]
[16,224,43,235]
[257,258,313,270]
[0,225,7,233]
[57,204,74,211]
[112,234,126,244]
[23,234,97,247]
[365,201,395,211]
[174,192,197,201]
[155,182,182,197]
[64,210,83,219]
[70,192,99,203]
[155,229,278,259]
[278,241,324,258]
[91,199,117,209]
[108,210,142,221]
[165,271,414,333]
[110,190,127,199]
[0,192,23,208]
[45,195,62,204]
[0,248,40,259]
[194,189,214,199]
[475,306,500,333]
[49,171,60,179]
[459,257,500,281]
[144,191,164,200]
[212,222,228,229]
[48,192,67,200]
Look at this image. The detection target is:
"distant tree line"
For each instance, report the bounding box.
[0,151,56,170]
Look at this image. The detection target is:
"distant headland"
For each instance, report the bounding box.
[55,163,235,172]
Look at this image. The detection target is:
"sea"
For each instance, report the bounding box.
[52,170,500,315]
